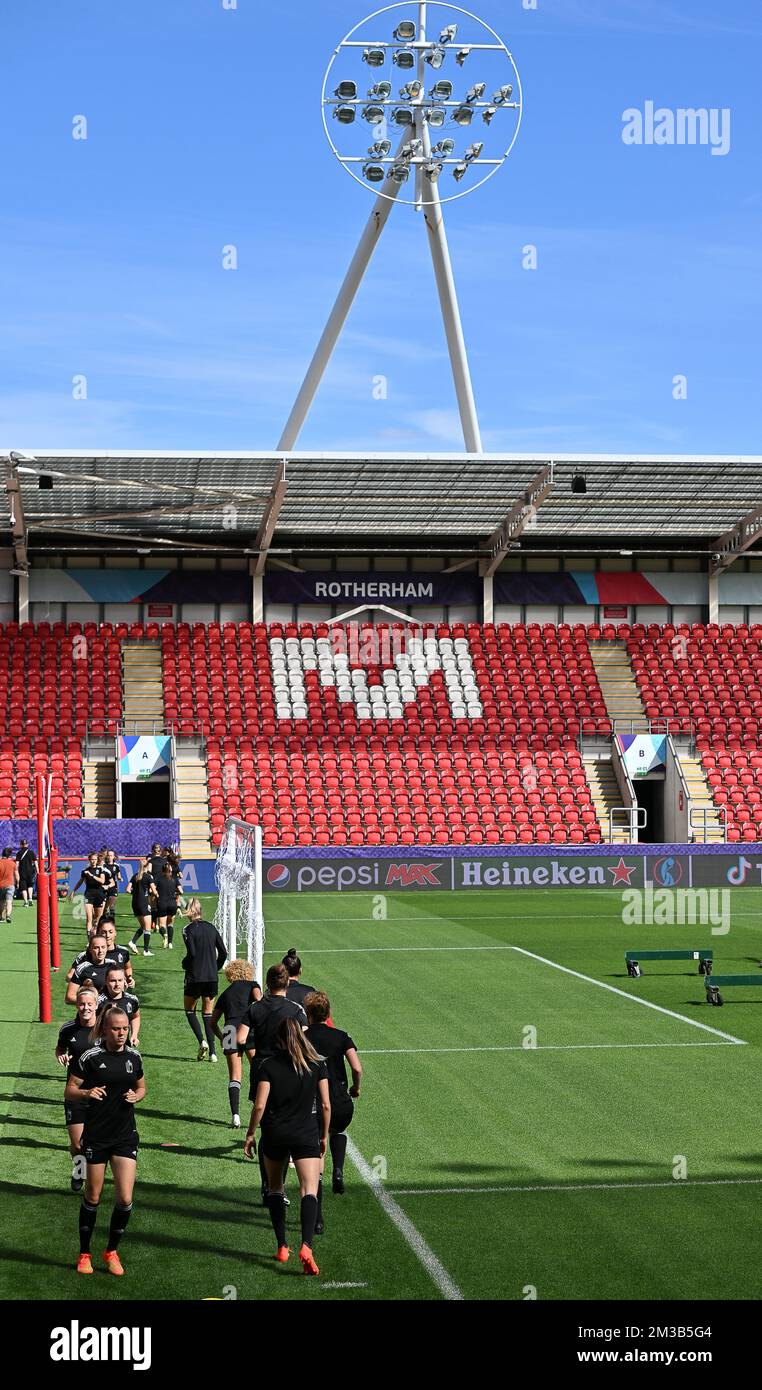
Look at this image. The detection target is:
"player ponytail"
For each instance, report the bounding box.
[282,948,301,977]
[92,1002,129,1043]
[277,1015,320,1075]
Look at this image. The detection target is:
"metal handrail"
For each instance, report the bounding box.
[608,805,646,844]
[690,804,727,843]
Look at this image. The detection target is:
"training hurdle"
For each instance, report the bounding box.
[625,950,713,978]
[705,974,762,1007]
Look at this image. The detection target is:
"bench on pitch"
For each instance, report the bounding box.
[705,974,762,1007]
[625,950,713,979]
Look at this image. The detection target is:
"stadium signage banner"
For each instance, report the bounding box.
[263,572,480,605]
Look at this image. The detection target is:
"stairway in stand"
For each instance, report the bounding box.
[589,642,648,731]
[122,643,164,733]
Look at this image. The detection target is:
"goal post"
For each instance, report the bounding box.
[213,817,265,986]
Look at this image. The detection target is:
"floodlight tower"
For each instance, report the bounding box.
[277,1,521,455]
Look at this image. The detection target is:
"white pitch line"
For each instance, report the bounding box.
[390,1176,762,1198]
[362,1041,735,1054]
[267,945,517,954]
[346,1137,463,1302]
[512,946,747,1046]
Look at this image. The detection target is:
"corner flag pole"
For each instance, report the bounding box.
[35,773,52,1023]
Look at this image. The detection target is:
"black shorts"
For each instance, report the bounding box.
[80,1135,139,1166]
[64,1100,88,1126]
[260,1133,322,1163]
[86,892,107,908]
[19,873,36,889]
[132,905,151,921]
[329,1098,354,1135]
[184,979,218,1000]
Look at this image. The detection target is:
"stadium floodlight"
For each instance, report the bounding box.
[335,80,358,100]
[399,79,422,100]
[334,104,356,124]
[453,161,469,182]
[306,6,524,459]
[493,84,514,103]
[482,105,497,125]
[400,137,423,160]
[368,80,392,98]
[425,45,447,69]
[466,82,486,103]
[464,141,483,161]
[393,19,417,41]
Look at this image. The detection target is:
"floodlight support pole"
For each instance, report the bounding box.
[416,1,482,453]
[277,156,407,452]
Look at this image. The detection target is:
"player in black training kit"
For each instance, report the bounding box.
[97,965,141,1045]
[65,933,111,1005]
[128,857,158,957]
[305,990,362,1223]
[66,1003,145,1277]
[237,961,307,1203]
[72,852,109,935]
[182,898,227,1061]
[56,982,99,1191]
[282,949,319,1010]
[244,1016,330,1276]
[156,862,181,950]
[211,959,262,1127]
[102,850,123,914]
[97,917,135,989]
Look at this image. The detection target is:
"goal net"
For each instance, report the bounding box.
[213,818,265,986]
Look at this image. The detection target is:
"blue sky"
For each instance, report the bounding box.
[1,0,760,455]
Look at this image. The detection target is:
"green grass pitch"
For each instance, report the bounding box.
[1,887,761,1301]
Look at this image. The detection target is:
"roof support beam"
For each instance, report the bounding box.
[253,460,287,577]
[710,504,762,574]
[479,464,554,578]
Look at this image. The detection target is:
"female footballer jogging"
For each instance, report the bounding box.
[65,1003,145,1277]
[244,1016,330,1276]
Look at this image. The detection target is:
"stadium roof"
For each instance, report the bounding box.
[7,451,762,558]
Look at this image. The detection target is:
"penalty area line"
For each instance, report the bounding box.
[389,1176,762,1198]
[346,1137,463,1302]
[511,946,747,1046]
[362,1040,736,1054]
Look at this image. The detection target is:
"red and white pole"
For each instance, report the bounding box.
[35,772,52,1023]
[47,788,60,972]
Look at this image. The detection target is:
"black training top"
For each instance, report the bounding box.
[57,1020,94,1076]
[156,876,180,913]
[97,990,140,1021]
[287,979,318,1010]
[181,919,227,982]
[305,1022,357,1100]
[150,853,167,880]
[16,847,37,879]
[129,872,155,916]
[81,867,108,901]
[243,994,307,1058]
[70,959,109,992]
[106,863,124,892]
[258,1051,328,1148]
[73,1043,144,1147]
[71,946,130,976]
[216,979,259,1025]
